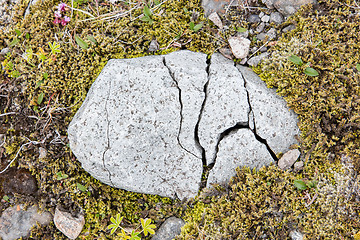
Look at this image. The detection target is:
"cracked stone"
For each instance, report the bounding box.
[198,53,249,165]
[207,128,274,187]
[68,50,300,200]
[163,50,208,159]
[237,65,300,155]
[68,53,203,200]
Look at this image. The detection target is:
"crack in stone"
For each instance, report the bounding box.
[162,57,201,160]
[102,77,115,187]
[237,65,279,162]
[197,57,211,190]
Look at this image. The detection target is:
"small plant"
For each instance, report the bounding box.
[2,195,10,202]
[235,27,247,33]
[288,54,319,77]
[75,35,89,50]
[56,172,68,180]
[356,63,360,72]
[54,3,71,26]
[141,5,154,24]
[189,21,203,32]
[294,179,317,191]
[108,213,156,239]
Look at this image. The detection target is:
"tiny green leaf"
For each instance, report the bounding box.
[3,195,10,202]
[141,218,156,236]
[15,29,21,36]
[43,72,48,80]
[236,27,247,33]
[87,35,97,45]
[56,172,68,180]
[193,23,203,32]
[189,21,195,30]
[304,67,319,76]
[107,213,123,234]
[9,38,19,47]
[288,55,303,66]
[294,179,308,190]
[154,0,160,5]
[129,230,141,240]
[75,35,89,50]
[37,93,44,105]
[356,63,360,72]
[35,80,44,88]
[25,33,30,39]
[143,5,152,17]
[76,183,87,192]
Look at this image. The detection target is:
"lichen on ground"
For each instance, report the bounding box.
[0,0,359,239]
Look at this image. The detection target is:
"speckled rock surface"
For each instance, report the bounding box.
[54,206,85,240]
[198,53,249,165]
[237,65,300,155]
[151,217,185,240]
[68,51,203,200]
[207,128,274,187]
[68,50,300,199]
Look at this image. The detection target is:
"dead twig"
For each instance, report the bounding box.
[0,137,46,174]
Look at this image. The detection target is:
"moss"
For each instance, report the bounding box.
[178,162,360,239]
[255,0,360,172]
[1,0,359,239]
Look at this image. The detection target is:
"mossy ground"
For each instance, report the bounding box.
[0,0,359,239]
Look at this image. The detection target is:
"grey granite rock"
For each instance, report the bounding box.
[282,24,296,33]
[198,53,249,165]
[0,205,51,240]
[202,0,239,17]
[68,53,203,200]
[151,217,185,240]
[248,14,261,23]
[237,65,300,156]
[207,128,274,187]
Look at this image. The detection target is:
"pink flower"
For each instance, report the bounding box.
[53,18,61,24]
[63,16,70,23]
[54,10,62,18]
[57,2,68,12]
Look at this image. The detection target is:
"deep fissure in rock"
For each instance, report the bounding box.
[197,57,211,190]
[103,77,115,186]
[238,65,279,162]
[162,57,200,159]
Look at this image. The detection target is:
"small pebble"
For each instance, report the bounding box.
[293,161,304,172]
[248,14,260,23]
[270,12,284,25]
[282,24,296,33]
[256,22,265,33]
[261,15,270,23]
[208,12,223,29]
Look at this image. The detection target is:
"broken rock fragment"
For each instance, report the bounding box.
[68,50,299,200]
[207,128,274,187]
[198,53,249,164]
[237,66,300,155]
